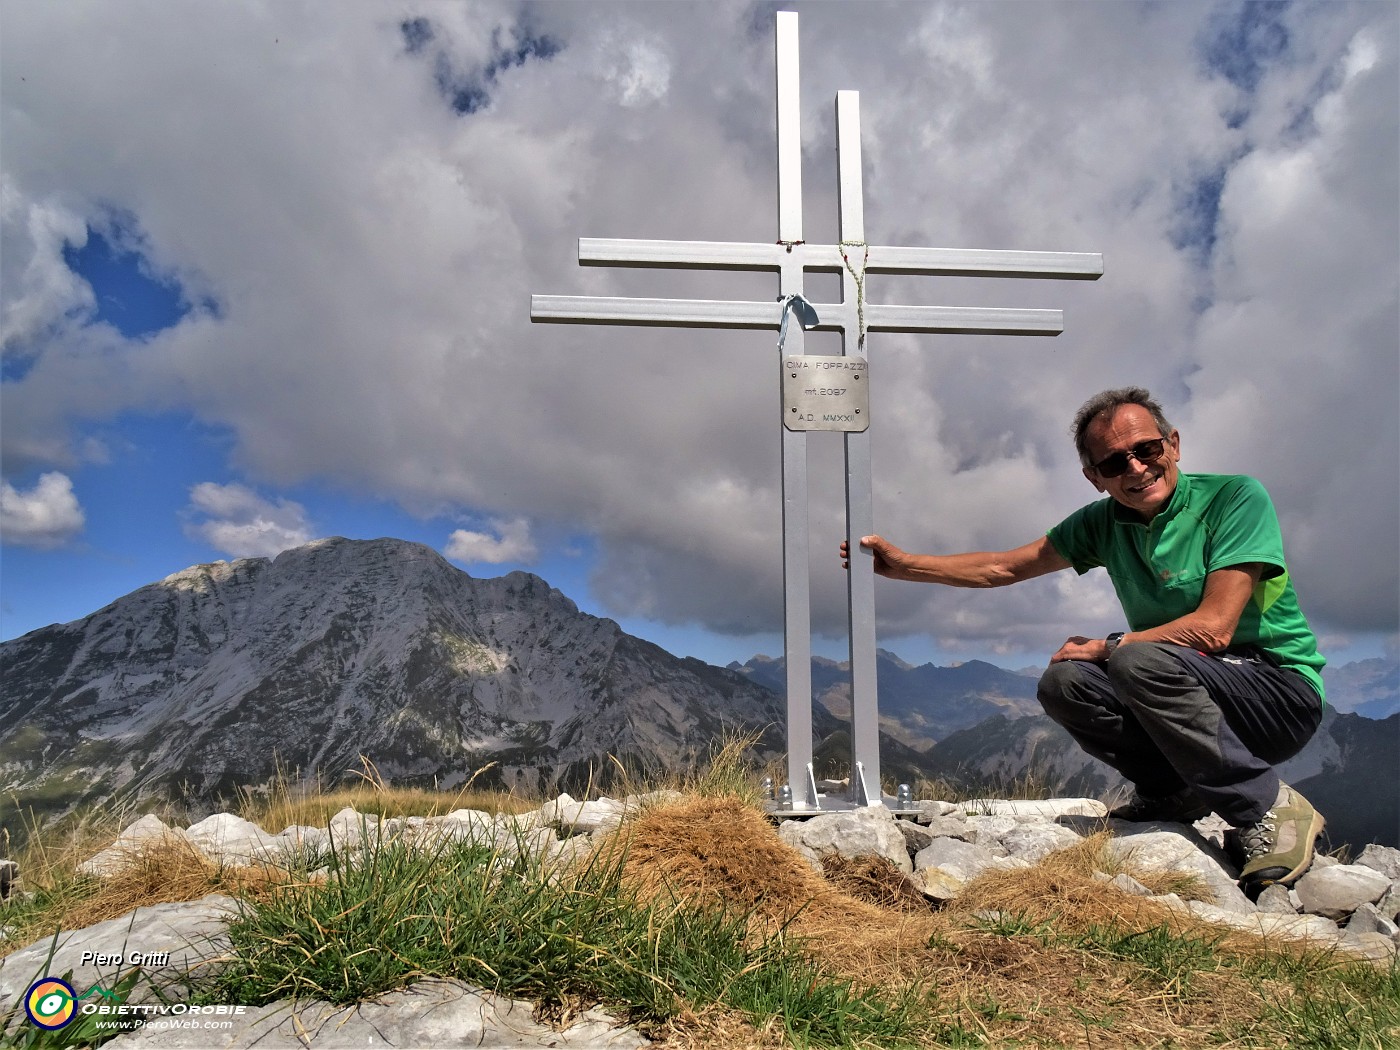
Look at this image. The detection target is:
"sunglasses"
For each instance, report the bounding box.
[1090,437,1168,478]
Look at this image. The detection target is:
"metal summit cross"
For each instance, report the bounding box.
[531,11,1101,812]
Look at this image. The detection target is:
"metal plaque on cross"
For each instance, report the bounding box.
[530,11,1102,812]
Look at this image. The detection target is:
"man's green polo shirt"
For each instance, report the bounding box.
[1047,472,1325,700]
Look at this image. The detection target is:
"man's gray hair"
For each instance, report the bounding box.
[1071,387,1173,467]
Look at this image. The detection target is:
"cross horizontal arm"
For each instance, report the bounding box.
[865,303,1064,335]
[579,238,786,270]
[531,295,1064,335]
[573,238,1101,280]
[858,245,1102,279]
[532,295,779,328]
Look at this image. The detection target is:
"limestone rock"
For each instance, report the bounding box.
[917,814,973,841]
[0,893,237,1016]
[539,793,630,836]
[893,817,939,853]
[325,807,384,849]
[101,977,647,1049]
[1375,887,1400,924]
[262,824,331,866]
[1094,871,1154,897]
[778,806,912,874]
[1254,883,1297,915]
[1294,863,1392,921]
[961,798,1107,820]
[962,815,1018,849]
[913,837,1018,884]
[1345,902,1400,940]
[1355,843,1400,881]
[184,813,276,867]
[1107,828,1253,913]
[914,867,966,902]
[77,815,193,877]
[912,800,961,820]
[1337,932,1399,961]
[998,822,1082,863]
[414,808,497,847]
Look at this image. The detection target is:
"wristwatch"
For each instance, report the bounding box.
[1104,632,1125,657]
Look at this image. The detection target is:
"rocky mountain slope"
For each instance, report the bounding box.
[0,538,820,822]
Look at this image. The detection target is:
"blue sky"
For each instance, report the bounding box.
[3,2,1396,671]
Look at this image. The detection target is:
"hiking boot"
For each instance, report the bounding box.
[1238,783,1325,897]
[1109,787,1212,824]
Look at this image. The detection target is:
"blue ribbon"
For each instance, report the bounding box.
[777,293,820,352]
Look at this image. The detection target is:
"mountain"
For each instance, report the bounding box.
[919,714,1123,799]
[729,652,1041,750]
[1322,657,1400,719]
[1,538,828,825]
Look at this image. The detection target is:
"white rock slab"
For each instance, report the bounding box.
[101,978,648,1049]
[0,893,237,1015]
[184,814,275,866]
[961,798,1107,820]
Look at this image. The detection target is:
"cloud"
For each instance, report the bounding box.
[0,471,84,547]
[1,3,1394,657]
[445,517,537,565]
[183,482,313,560]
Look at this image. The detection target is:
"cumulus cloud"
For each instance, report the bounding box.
[183,482,313,560]
[445,517,537,565]
[0,471,84,547]
[1,2,1394,658]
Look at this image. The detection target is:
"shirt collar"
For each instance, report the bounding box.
[1110,471,1192,527]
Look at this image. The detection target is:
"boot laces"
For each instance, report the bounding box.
[1240,811,1278,859]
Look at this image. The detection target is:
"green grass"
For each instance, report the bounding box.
[191,817,925,1047]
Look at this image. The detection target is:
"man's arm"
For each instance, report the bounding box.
[842,534,1071,587]
[1049,563,1265,663]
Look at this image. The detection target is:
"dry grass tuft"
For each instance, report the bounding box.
[819,854,933,913]
[644,1005,794,1050]
[617,793,843,925]
[8,835,316,951]
[954,830,1210,935]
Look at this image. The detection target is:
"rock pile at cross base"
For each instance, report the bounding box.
[2,793,1397,1048]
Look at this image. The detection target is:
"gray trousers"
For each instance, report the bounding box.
[1036,642,1323,826]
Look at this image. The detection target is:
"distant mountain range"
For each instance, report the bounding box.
[1321,657,1400,719]
[729,651,1041,751]
[3,537,1395,850]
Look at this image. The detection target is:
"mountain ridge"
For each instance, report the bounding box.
[1,538,805,823]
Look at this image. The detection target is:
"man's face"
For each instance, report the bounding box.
[1081,404,1181,521]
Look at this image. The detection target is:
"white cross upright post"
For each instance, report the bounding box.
[531,11,1101,812]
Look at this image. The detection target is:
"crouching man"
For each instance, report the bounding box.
[841,387,1326,896]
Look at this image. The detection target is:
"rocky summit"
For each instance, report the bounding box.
[0,538,801,820]
[1,791,1397,1048]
